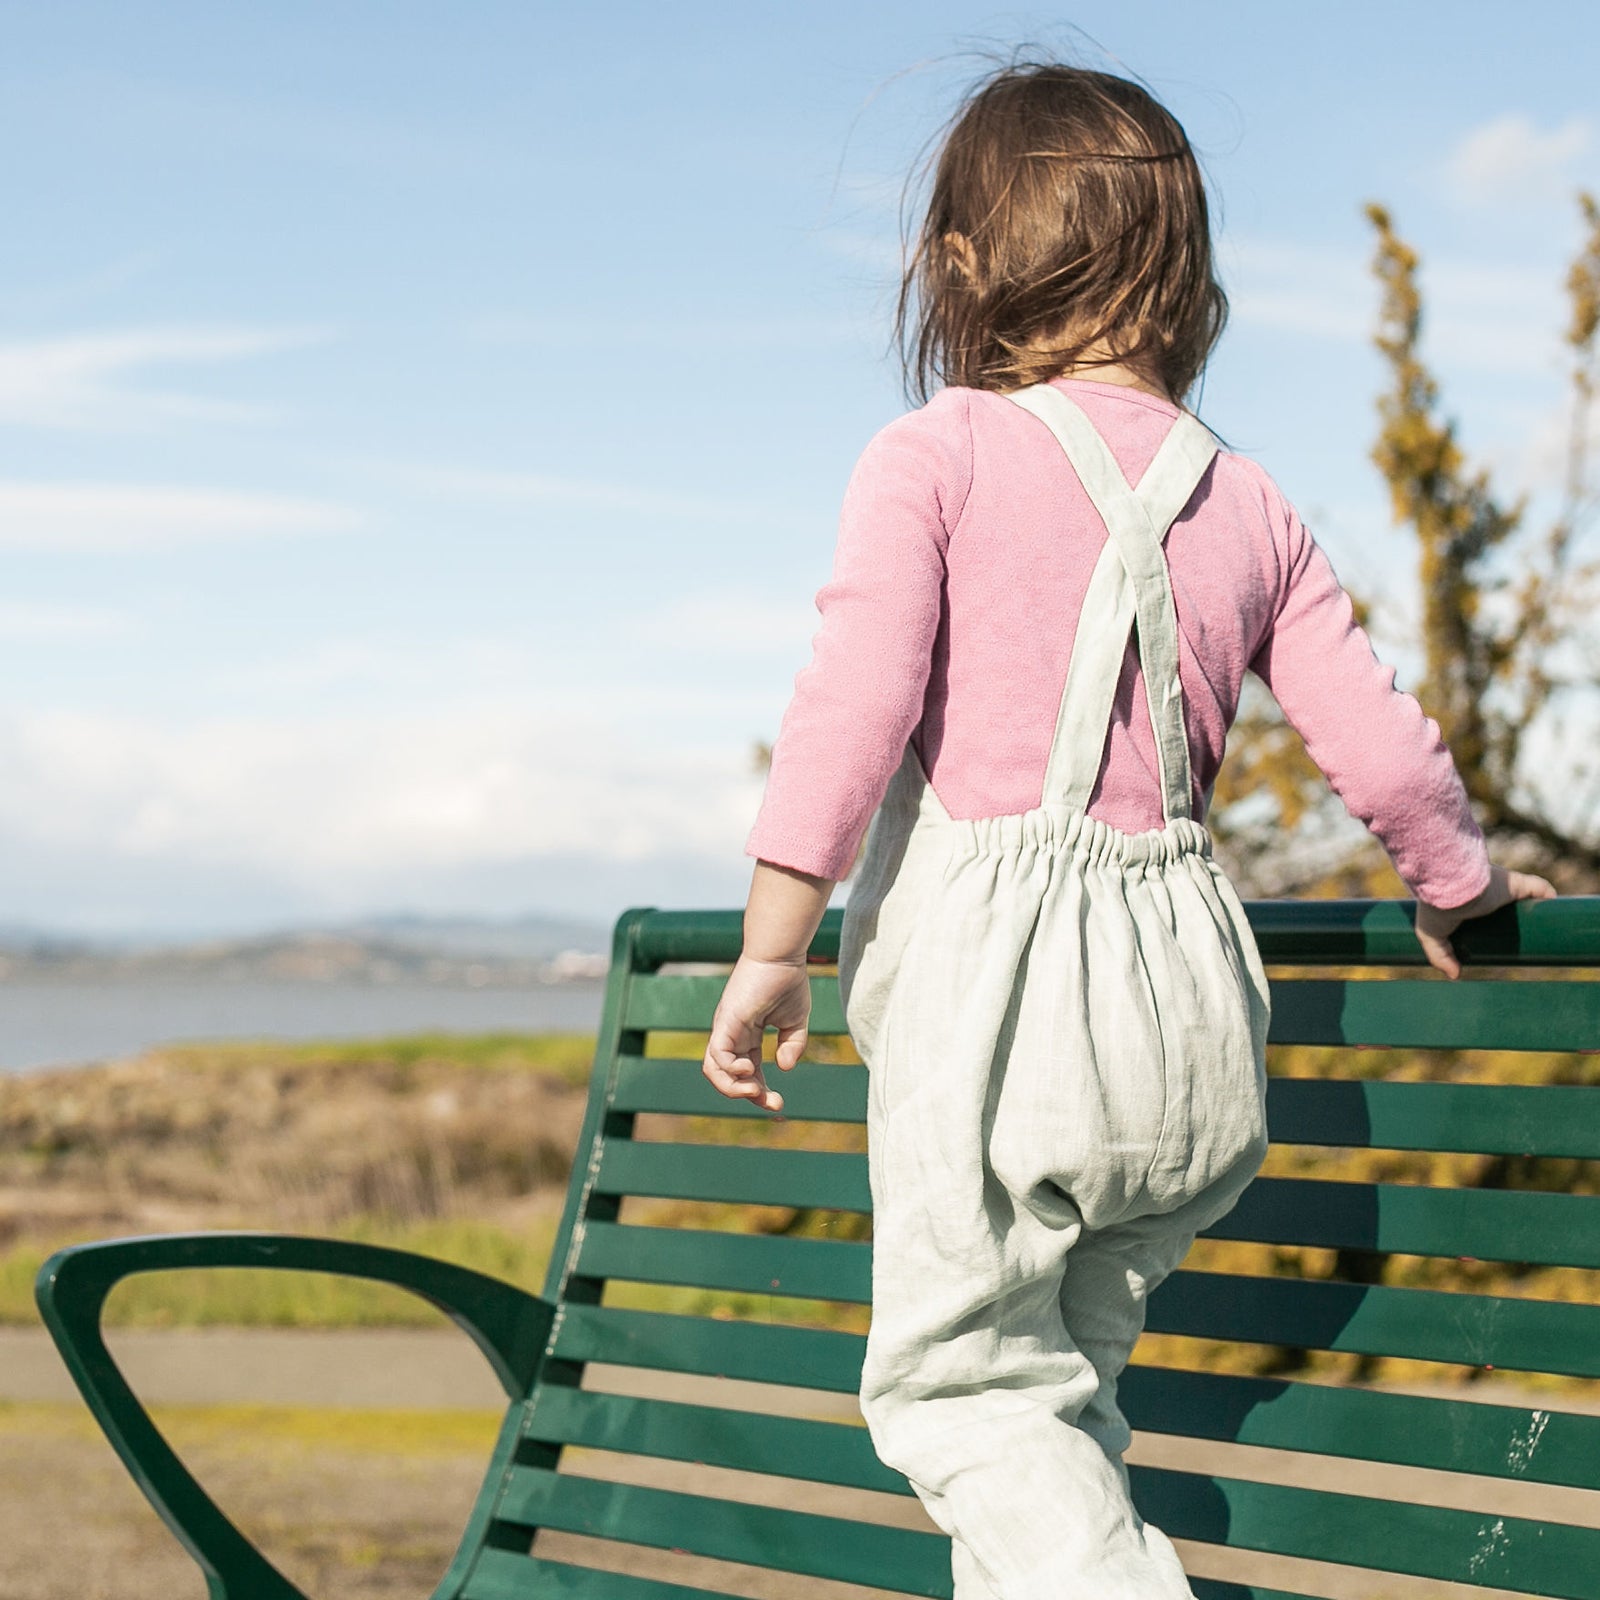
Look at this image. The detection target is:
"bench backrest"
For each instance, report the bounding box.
[486,900,1600,1600]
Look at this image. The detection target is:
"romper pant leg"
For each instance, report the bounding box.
[939,1218,1204,1600]
[860,1172,1202,1600]
[863,1158,1261,1599]
[1057,1144,1266,1482]
[1056,1221,1196,1483]
[859,982,1204,1600]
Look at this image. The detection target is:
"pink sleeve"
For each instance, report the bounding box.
[744,396,971,879]
[1247,481,1491,909]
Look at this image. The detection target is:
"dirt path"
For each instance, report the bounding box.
[5,1328,1597,1600]
[1,1326,511,1409]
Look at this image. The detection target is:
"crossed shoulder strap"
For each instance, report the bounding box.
[1004,383,1219,823]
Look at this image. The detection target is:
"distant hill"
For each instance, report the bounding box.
[0,913,609,986]
[331,913,608,963]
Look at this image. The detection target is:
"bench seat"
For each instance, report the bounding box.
[35,898,1600,1599]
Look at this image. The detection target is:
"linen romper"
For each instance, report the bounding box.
[838,383,1274,1600]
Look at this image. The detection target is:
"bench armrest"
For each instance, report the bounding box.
[34,1231,556,1600]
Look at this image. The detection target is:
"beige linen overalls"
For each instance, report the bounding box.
[838,383,1273,1599]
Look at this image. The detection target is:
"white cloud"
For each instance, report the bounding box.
[1221,236,1371,344]
[380,460,816,531]
[1417,258,1571,380]
[0,252,163,320]
[0,601,135,640]
[213,636,565,699]
[462,312,871,351]
[0,703,766,888]
[1224,234,1566,378]
[0,480,363,550]
[1445,114,1594,207]
[0,323,333,430]
[639,589,821,658]
[216,639,425,696]
[1498,394,1600,502]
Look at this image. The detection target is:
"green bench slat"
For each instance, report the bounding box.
[491,1457,1600,1598]
[624,972,1600,1049]
[611,1059,1600,1159]
[626,975,848,1034]
[527,1385,904,1495]
[599,1141,1599,1267]
[555,1306,1600,1490]
[611,1057,867,1122]
[1121,1364,1600,1488]
[495,1469,951,1596]
[576,1222,871,1304]
[525,1372,1600,1512]
[464,1548,734,1600]
[1148,1269,1600,1378]
[578,1226,1600,1375]
[1269,977,1600,1049]
[464,1550,1329,1600]
[1207,1175,1600,1268]
[531,1395,1600,1593]
[551,1304,866,1395]
[595,1141,872,1212]
[1242,894,1600,968]
[1266,1077,1600,1158]
[629,900,1600,970]
[1188,1585,1321,1600]
[1130,1461,1600,1596]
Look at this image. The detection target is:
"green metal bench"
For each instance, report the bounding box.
[35,899,1600,1599]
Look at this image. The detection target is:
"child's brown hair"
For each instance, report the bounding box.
[896,60,1227,405]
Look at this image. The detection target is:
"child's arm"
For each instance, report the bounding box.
[702,860,835,1114]
[743,397,965,880]
[1246,485,1554,971]
[705,403,963,1109]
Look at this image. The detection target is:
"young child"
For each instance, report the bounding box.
[701,60,1555,1600]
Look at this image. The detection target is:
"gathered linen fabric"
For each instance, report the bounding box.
[840,385,1272,1599]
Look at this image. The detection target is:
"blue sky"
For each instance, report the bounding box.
[2,2,1596,934]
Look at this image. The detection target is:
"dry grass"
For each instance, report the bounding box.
[0,1033,592,1324]
[0,1399,502,1600]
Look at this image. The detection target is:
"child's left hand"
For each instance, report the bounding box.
[702,954,812,1115]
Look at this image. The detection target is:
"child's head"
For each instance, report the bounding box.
[896,60,1226,405]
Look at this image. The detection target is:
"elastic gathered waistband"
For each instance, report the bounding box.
[880,748,1215,869]
[951,804,1213,868]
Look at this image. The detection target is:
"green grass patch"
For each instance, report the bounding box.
[5,1216,556,1329]
[0,1398,502,1458]
[151,1401,505,1459]
[152,1030,597,1084]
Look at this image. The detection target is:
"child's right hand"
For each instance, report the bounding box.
[701,954,813,1115]
[1414,864,1557,979]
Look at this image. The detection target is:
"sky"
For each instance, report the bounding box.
[1,2,1597,936]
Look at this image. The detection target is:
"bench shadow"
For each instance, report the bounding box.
[1129,1076,1381,1593]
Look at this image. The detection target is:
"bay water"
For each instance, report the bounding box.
[0,979,608,1075]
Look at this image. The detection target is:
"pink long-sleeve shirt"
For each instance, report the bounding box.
[746,375,1492,910]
